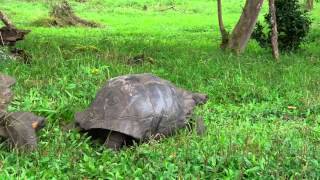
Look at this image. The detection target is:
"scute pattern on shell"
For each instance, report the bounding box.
[75,73,208,140]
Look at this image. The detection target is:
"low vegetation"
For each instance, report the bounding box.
[0,0,320,178]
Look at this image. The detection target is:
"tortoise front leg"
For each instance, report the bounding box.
[0,126,8,138]
[0,110,8,138]
[104,131,127,151]
[195,116,206,136]
[188,115,207,136]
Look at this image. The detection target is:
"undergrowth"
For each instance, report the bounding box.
[0,0,320,179]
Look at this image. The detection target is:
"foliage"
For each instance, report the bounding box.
[0,0,320,179]
[252,0,312,51]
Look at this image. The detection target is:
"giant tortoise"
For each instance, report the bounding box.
[74,73,208,150]
[0,73,45,150]
[0,111,45,150]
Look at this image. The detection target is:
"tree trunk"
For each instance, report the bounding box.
[269,0,279,60]
[217,0,229,49]
[227,0,264,54]
[305,0,314,11]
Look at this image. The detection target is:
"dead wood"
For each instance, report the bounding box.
[49,1,100,27]
[0,11,30,46]
[0,11,15,29]
[0,26,30,46]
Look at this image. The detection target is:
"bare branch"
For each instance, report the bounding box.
[0,11,15,29]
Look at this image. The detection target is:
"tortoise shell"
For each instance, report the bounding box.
[0,73,16,111]
[75,73,207,141]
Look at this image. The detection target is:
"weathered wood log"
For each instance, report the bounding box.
[0,11,15,29]
[50,0,100,27]
[0,26,30,46]
[0,11,31,63]
[0,11,30,46]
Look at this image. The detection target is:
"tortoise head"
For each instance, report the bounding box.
[192,93,208,105]
[4,112,46,150]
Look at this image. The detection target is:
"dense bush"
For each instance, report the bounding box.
[252,0,311,51]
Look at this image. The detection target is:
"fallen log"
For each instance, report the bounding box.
[0,26,30,46]
[0,11,31,63]
[0,11,30,46]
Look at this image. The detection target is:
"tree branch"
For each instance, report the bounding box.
[217,0,229,49]
[0,11,15,29]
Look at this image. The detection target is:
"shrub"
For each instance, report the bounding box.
[252,0,311,52]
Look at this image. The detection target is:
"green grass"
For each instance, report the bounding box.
[1,0,320,178]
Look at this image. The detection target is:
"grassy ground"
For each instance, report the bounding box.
[1,0,320,178]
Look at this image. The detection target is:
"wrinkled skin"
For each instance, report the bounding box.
[0,73,46,151]
[0,111,46,150]
[75,73,208,150]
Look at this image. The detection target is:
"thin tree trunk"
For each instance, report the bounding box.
[269,0,279,60]
[0,11,15,29]
[305,0,314,11]
[227,0,264,54]
[217,0,229,49]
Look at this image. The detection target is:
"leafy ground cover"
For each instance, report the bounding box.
[0,0,320,178]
